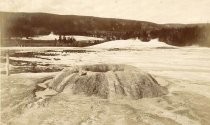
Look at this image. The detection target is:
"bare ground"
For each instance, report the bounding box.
[1,40,210,125]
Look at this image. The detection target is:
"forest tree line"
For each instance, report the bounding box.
[1,12,210,47]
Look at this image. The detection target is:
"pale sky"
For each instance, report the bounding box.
[0,0,210,24]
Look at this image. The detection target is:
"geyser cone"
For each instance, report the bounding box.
[47,64,167,99]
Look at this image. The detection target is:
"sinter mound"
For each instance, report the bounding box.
[41,64,167,99]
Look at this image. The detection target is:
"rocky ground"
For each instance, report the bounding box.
[1,39,210,125]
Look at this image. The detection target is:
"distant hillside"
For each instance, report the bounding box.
[1,12,210,47]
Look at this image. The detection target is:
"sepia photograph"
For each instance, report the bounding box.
[0,0,210,125]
